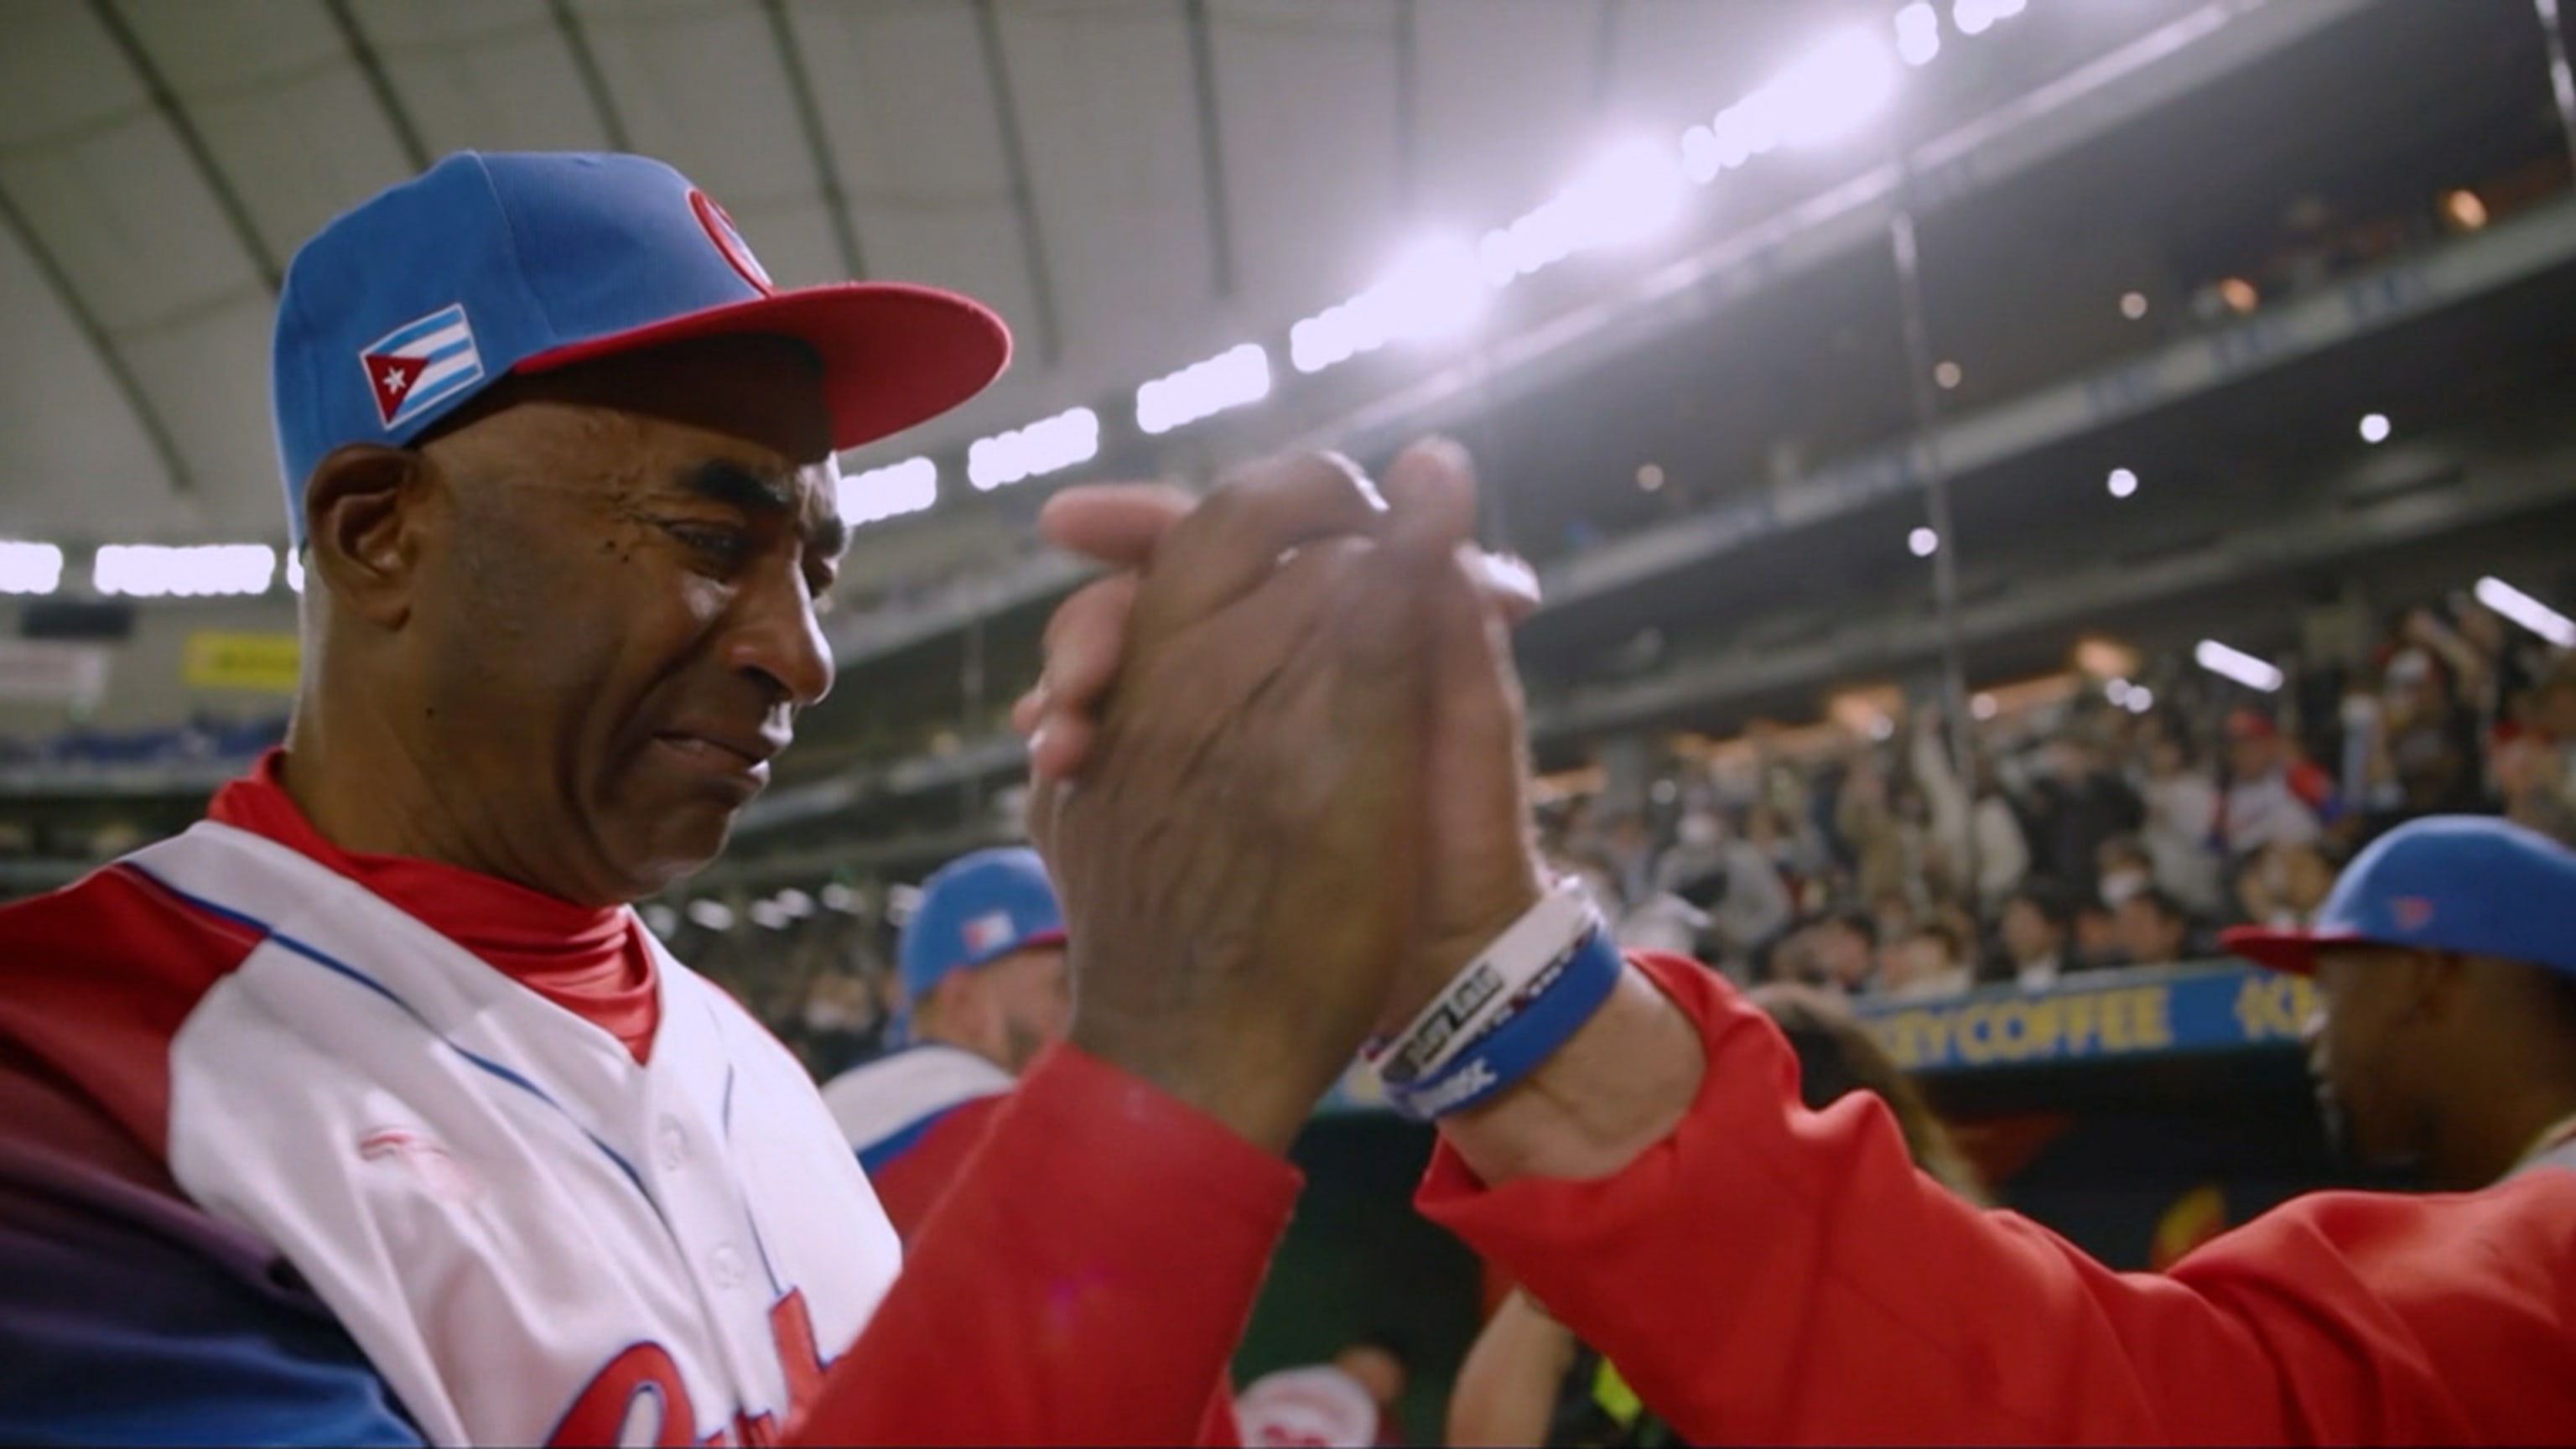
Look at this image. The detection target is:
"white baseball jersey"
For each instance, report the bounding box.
[0,818,899,1446]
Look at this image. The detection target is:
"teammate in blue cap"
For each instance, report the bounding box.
[2221,813,2576,1187]
[820,848,1072,1239]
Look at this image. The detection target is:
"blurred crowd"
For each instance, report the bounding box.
[1540,593,2576,1003]
[0,710,285,776]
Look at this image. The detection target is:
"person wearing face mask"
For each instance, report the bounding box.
[2095,834,2155,910]
[1652,809,1789,981]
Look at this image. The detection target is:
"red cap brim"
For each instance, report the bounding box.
[517,281,1010,454]
[2219,924,2361,976]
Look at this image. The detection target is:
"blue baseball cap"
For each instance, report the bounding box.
[271,151,1010,544]
[2222,815,2576,978]
[897,847,1067,1008]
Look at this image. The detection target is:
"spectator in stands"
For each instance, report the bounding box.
[1596,812,1662,917]
[1882,919,1976,1001]
[818,848,1070,1240]
[2138,730,2225,916]
[2360,643,2486,832]
[2095,834,2154,907]
[1234,1336,1410,1448]
[2236,838,2340,929]
[793,958,886,1081]
[1835,752,1911,909]
[2022,734,2144,901]
[2114,887,2198,969]
[1446,982,1986,1448]
[2070,899,2124,975]
[2502,654,2576,846]
[1995,879,2076,991]
[2493,723,2576,847]
[1909,709,2031,916]
[2220,709,2335,859]
[1654,807,1791,980]
[1794,910,1879,996]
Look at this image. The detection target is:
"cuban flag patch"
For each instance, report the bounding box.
[961,910,1016,957]
[360,304,484,428]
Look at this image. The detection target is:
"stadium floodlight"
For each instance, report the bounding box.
[285,549,306,594]
[2106,678,2134,707]
[2127,685,2156,714]
[1909,527,1939,558]
[0,541,65,596]
[1893,3,1941,67]
[1296,237,1489,374]
[684,899,735,932]
[967,408,1100,491]
[2195,638,2284,693]
[1954,0,2030,39]
[836,456,937,527]
[2107,467,2138,498]
[2475,576,2576,647]
[1748,27,1899,148]
[1480,137,1685,286]
[1138,343,1274,435]
[2358,413,2392,445]
[93,543,277,598]
[1680,124,1725,184]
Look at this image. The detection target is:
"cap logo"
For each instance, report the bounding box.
[961,910,1015,956]
[2391,896,2435,932]
[358,304,484,428]
[689,189,774,294]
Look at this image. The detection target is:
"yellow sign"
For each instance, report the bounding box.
[1870,986,2177,1071]
[182,631,302,693]
[1861,965,2319,1073]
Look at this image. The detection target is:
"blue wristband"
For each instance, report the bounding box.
[1383,924,1623,1121]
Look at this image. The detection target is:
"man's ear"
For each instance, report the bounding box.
[302,443,429,627]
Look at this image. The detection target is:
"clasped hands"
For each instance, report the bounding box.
[1009,439,1559,1152]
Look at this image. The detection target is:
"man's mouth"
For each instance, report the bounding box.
[653,730,783,783]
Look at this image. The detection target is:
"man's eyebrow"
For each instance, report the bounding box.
[688,458,849,564]
[686,460,793,516]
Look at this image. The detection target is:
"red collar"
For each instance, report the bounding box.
[206,749,659,1063]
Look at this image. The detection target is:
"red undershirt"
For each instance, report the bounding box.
[207,749,661,1063]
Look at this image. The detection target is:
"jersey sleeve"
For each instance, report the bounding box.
[1415,951,2576,1446]
[862,1094,1005,1244]
[792,1044,1297,1446]
[0,1064,420,1447]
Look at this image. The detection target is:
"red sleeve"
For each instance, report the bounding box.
[865,1096,1004,1244]
[791,1044,1294,1446]
[1417,952,2576,1446]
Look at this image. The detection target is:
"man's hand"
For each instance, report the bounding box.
[1026,448,1472,1152]
[1022,438,1703,1181]
[1022,441,1546,1044]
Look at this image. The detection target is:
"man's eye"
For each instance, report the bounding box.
[667,523,752,562]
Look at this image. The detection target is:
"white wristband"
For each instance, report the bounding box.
[1364,880,1600,1087]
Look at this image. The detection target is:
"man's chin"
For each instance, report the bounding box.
[615,816,739,901]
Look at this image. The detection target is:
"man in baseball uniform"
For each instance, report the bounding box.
[0,151,1463,1446]
[819,847,1071,1239]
